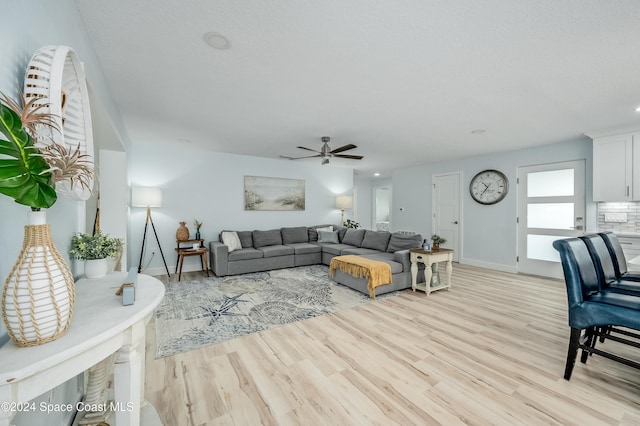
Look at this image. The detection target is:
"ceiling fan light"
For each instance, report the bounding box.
[322,158,329,165]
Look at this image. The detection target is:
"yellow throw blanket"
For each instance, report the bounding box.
[329,255,392,298]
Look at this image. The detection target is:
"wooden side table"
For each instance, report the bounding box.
[175,239,210,281]
[410,248,453,295]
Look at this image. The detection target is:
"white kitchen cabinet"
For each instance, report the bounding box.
[592,131,640,201]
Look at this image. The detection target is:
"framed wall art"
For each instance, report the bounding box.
[244,176,305,211]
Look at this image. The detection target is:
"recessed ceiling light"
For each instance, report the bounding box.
[204,32,231,50]
[471,129,485,134]
[374,173,380,176]
[635,106,640,112]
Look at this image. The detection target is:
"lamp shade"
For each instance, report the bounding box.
[335,195,353,209]
[131,186,163,207]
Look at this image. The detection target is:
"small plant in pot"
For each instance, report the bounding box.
[70,232,123,279]
[431,234,447,251]
[344,219,361,229]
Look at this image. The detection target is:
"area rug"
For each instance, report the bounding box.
[154,264,392,358]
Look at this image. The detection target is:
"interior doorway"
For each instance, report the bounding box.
[432,172,461,262]
[373,185,392,231]
[517,160,585,278]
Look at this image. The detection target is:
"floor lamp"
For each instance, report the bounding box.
[335,195,353,226]
[132,186,170,276]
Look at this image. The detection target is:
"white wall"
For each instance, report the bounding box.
[390,138,595,271]
[129,142,354,275]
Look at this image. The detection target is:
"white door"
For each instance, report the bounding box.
[517,160,585,278]
[432,173,461,262]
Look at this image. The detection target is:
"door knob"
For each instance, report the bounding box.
[452,221,458,224]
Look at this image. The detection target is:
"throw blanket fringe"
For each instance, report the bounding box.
[329,255,392,298]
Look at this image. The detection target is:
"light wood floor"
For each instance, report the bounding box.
[145,264,640,425]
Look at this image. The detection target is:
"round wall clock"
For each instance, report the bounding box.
[469,169,509,205]
[24,45,94,201]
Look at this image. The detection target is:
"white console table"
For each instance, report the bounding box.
[0,272,165,426]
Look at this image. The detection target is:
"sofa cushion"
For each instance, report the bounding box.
[221,231,242,252]
[341,229,366,247]
[258,245,294,258]
[336,227,347,243]
[228,248,263,261]
[362,230,392,251]
[319,243,356,255]
[282,227,309,244]
[286,243,322,255]
[386,233,423,253]
[362,253,404,274]
[318,230,339,243]
[341,247,382,256]
[237,231,254,248]
[253,229,283,248]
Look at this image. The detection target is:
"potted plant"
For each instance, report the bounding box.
[70,232,123,279]
[0,92,95,346]
[344,219,361,229]
[431,234,447,251]
[194,219,203,240]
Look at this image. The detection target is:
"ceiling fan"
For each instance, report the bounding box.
[281,136,363,165]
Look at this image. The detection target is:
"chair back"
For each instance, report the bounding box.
[580,234,618,285]
[599,232,628,277]
[553,238,601,307]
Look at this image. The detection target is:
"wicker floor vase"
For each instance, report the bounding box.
[2,211,75,346]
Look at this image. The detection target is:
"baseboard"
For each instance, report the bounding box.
[141,263,207,277]
[458,258,518,274]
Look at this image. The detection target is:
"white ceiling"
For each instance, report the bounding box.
[76,0,640,177]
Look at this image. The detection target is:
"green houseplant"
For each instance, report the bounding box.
[70,232,123,279]
[431,234,447,250]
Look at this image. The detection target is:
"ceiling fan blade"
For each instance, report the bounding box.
[280,154,322,160]
[297,146,321,153]
[333,154,364,160]
[330,144,357,154]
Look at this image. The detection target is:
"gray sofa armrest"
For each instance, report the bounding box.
[210,241,229,276]
[393,249,412,272]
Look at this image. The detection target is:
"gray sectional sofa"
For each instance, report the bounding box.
[209,225,424,296]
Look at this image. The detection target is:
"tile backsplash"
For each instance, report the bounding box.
[597,202,640,234]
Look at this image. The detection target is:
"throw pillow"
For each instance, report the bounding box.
[221,231,242,252]
[361,230,392,251]
[317,230,339,244]
[386,233,423,252]
[341,228,366,247]
[309,225,334,242]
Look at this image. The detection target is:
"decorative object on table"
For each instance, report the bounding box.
[154,265,396,358]
[335,195,353,226]
[469,169,509,205]
[194,219,203,240]
[0,89,94,347]
[176,221,190,241]
[422,239,432,250]
[431,234,447,251]
[23,45,94,201]
[69,231,123,279]
[344,219,360,229]
[114,268,137,306]
[244,175,305,211]
[131,186,171,276]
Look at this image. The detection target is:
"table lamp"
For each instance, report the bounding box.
[335,195,353,226]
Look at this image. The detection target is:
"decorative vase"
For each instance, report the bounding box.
[195,229,201,240]
[2,211,75,347]
[176,221,189,241]
[84,258,108,279]
[432,243,440,251]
